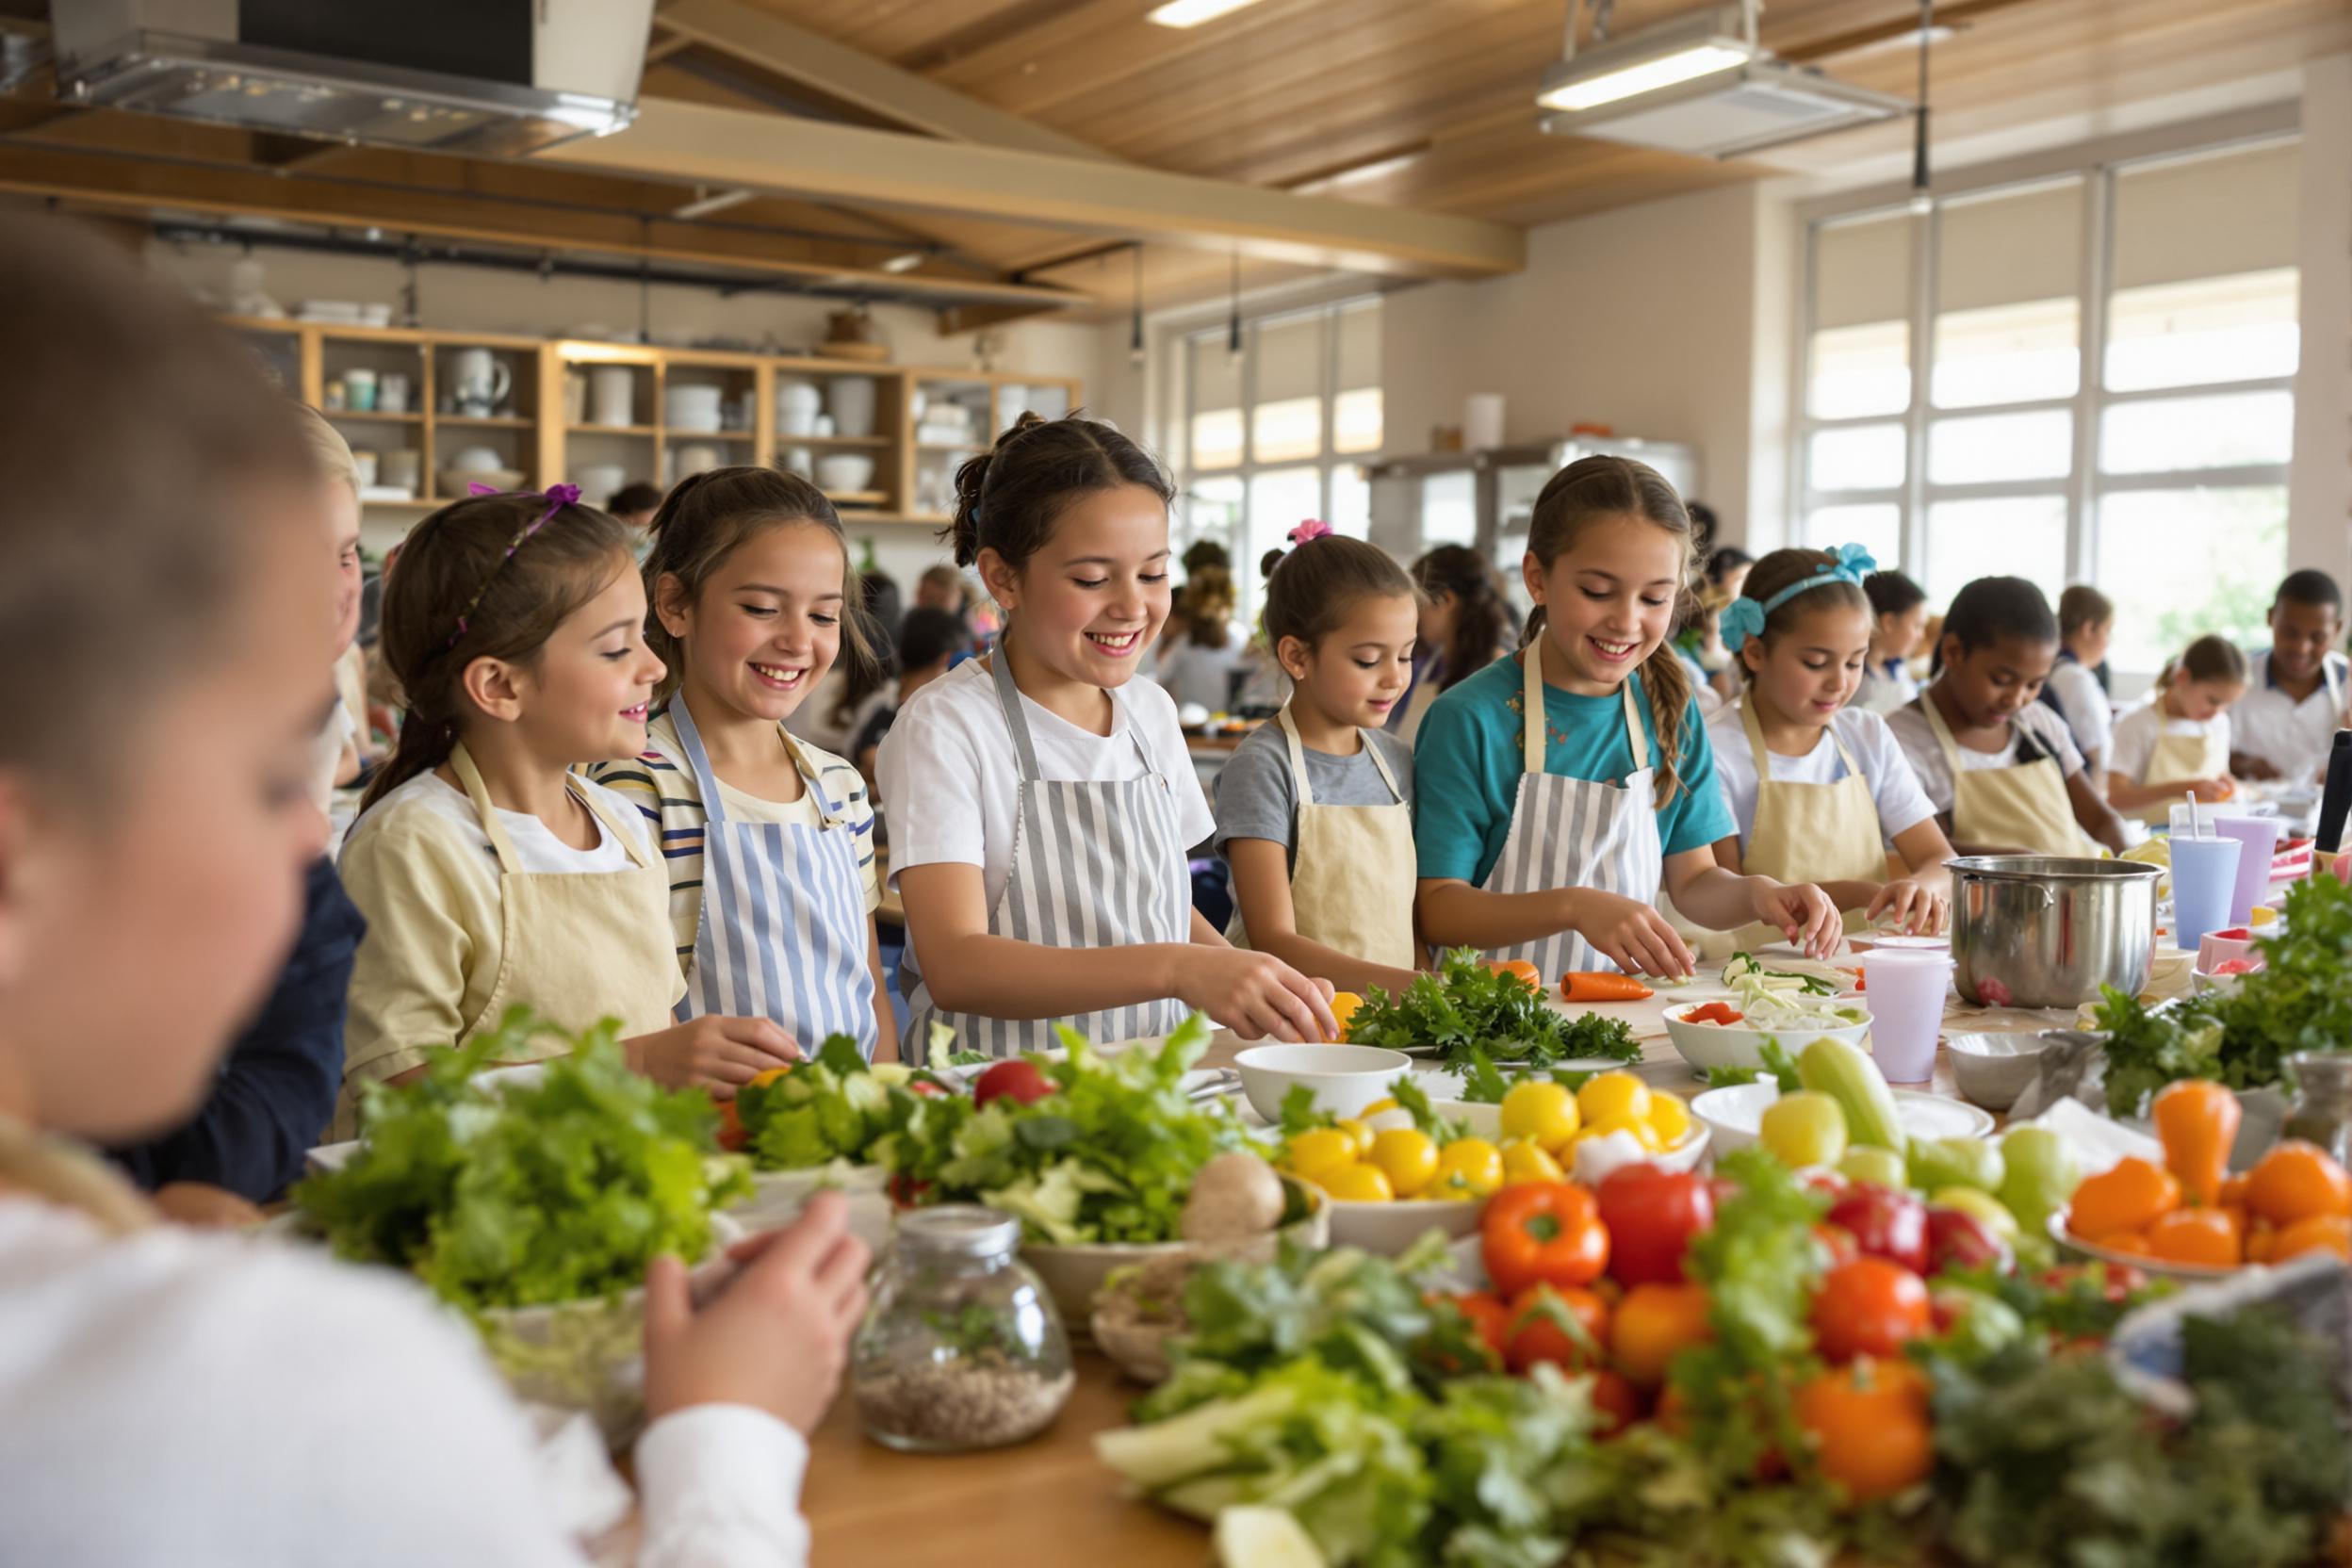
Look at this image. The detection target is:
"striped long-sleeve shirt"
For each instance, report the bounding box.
[590,711,880,971]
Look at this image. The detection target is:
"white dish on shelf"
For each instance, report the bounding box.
[441,466,526,496]
[816,454,874,492]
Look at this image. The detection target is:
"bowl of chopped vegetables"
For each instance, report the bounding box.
[291,1007,751,1447]
[724,1037,951,1250]
[1661,955,1869,1076]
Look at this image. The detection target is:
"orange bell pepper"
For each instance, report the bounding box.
[2151,1078,2241,1207]
[1561,972,1655,1003]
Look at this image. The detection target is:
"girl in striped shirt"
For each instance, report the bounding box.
[594,468,891,1059]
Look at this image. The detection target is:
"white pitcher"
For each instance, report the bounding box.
[450,348,512,417]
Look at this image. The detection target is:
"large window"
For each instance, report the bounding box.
[1180,298,1382,615]
[1797,139,2299,673]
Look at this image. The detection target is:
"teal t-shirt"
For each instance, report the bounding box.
[1413,654,1733,886]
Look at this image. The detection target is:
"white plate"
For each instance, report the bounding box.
[1690,1081,1993,1154]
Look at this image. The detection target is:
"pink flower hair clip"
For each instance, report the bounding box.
[1287,518,1333,545]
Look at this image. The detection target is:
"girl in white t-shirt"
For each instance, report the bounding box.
[2106,634,2247,819]
[0,218,856,1566]
[1708,547,1954,937]
[878,415,1333,1061]
[340,488,799,1132]
[592,468,891,1061]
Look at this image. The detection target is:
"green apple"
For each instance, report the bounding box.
[1760,1090,1849,1168]
[1838,1146,1910,1190]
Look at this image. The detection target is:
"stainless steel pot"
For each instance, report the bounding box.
[1948,856,2162,1010]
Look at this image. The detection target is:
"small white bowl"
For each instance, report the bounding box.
[1234,1043,1413,1123]
[1659,1002,1870,1077]
[1947,1031,2052,1111]
[1022,1186,1328,1324]
[815,453,874,492]
[1691,1081,1993,1154]
[1323,1195,1484,1254]
[2191,963,2258,1000]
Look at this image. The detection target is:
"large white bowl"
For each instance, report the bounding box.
[1946,1031,2052,1111]
[1691,1081,1993,1154]
[815,453,874,492]
[1234,1043,1413,1123]
[1660,1002,1870,1077]
[1021,1185,1329,1326]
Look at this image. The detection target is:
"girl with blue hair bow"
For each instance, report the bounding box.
[1707,546,1956,939]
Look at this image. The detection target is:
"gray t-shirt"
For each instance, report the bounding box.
[1212,722,1414,870]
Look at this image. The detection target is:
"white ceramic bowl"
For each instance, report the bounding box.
[1947,1031,2052,1111]
[2191,963,2256,1000]
[1234,1043,1413,1123]
[1021,1185,1328,1325]
[441,465,526,496]
[1691,1081,1993,1154]
[815,453,874,492]
[2050,1208,2244,1284]
[1659,1002,1870,1077]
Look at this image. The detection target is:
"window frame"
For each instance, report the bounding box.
[1792,127,2298,635]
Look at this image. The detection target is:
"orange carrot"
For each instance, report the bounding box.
[1561,972,1654,1003]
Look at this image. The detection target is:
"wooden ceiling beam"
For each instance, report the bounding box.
[0,139,1090,309]
[654,0,1118,161]
[541,98,1524,280]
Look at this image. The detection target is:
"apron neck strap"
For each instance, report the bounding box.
[988,641,1046,785]
[1742,697,1861,776]
[1279,703,1403,808]
[450,742,653,873]
[1523,645,1655,780]
[670,694,845,828]
[1620,678,1651,776]
[0,1111,156,1236]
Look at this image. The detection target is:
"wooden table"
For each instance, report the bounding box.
[793,946,2085,1560]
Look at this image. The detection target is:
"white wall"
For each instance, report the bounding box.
[1379,182,1781,544]
[2290,54,2352,588]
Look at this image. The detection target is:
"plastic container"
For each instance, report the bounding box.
[1855,948,1953,1083]
[2168,834,2242,952]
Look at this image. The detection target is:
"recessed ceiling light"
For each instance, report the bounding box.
[1147,0,1269,28]
[877,251,926,274]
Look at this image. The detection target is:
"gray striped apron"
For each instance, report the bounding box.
[900,649,1191,1063]
[1478,648,1664,978]
[668,694,879,1058]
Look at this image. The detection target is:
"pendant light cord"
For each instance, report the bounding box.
[1911,0,1933,199]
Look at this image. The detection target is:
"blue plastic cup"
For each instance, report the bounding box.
[2170,834,2243,952]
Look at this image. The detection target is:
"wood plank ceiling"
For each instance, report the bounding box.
[0,0,2342,324]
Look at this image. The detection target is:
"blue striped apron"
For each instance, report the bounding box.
[899,648,1191,1064]
[668,694,879,1058]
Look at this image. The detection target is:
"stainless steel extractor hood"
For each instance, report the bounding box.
[49,0,656,156]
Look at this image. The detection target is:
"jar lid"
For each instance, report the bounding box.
[897,1204,1021,1258]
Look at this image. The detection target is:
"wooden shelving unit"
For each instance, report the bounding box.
[221,317,1079,536]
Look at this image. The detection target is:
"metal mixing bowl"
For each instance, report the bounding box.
[1948,856,2162,1010]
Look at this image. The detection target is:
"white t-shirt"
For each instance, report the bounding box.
[0,1197,810,1567]
[2043,661,2114,763]
[2107,699,2232,784]
[876,657,1217,918]
[1854,661,1919,716]
[1706,701,1937,854]
[2230,649,2349,783]
[364,769,650,883]
[1887,697,2084,815]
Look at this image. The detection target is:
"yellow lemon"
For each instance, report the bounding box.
[1579,1113,1664,1152]
[1431,1138,1505,1200]
[1318,1162,1396,1203]
[1284,1128,1358,1182]
[1499,1080,1580,1153]
[1647,1090,1692,1149]
[1500,1139,1566,1186]
[1328,991,1364,1040]
[1576,1071,1653,1128]
[1370,1128,1440,1198]
[1334,1117,1375,1159]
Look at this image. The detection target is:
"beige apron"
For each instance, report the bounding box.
[335,745,682,1135]
[0,1112,155,1236]
[1731,702,1887,947]
[2129,715,2230,824]
[1230,704,1419,971]
[1923,696,2084,856]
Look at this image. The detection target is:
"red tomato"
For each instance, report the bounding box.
[1482,1182,1610,1298]
[908,1078,948,1099]
[1503,1284,1610,1374]
[1596,1165,1715,1286]
[1812,1257,1932,1362]
[1435,1291,1511,1370]
[1796,1357,1933,1502]
[972,1058,1054,1108]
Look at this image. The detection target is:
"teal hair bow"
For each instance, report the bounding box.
[1719,542,1879,654]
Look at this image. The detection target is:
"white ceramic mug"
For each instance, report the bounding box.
[451,349,512,416]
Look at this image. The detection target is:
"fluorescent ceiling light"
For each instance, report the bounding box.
[672,187,754,220]
[1147,0,1268,28]
[877,251,926,274]
[1538,41,1751,111]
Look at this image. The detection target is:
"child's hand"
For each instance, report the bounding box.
[1753,878,1841,958]
[1564,890,1694,978]
[1175,949,1338,1042]
[1867,878,1949,937]
[643,1189,869,1435]
[2188,777,2233,803]
[627,1015,802,1096]
[153,1181,264,1229]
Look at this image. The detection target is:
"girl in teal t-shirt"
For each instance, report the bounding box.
[1413,457,1840,979]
